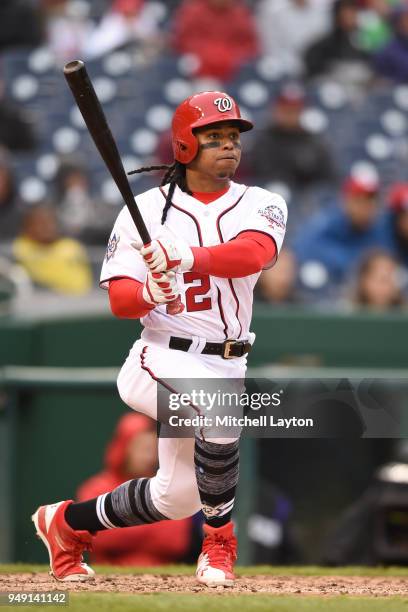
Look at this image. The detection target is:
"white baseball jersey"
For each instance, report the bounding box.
[100,181,287,342]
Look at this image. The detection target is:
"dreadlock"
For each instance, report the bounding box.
[128,161,191,225]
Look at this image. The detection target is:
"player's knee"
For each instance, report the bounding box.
[159,489,202,520]
[150,479,201,520]
[162,497,202,520]
[116,359,137,407]
[116,370,129,406]
[165,503,200,520]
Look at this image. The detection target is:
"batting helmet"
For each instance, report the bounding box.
[172,91,253,165]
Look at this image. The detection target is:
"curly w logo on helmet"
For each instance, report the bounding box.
[214,96,233,112]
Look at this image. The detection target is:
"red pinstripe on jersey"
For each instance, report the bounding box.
[215,188,249,339]
[159,187,203,246]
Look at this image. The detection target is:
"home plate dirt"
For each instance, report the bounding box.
[1,574,407,596]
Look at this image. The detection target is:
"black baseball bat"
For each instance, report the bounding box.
[63,60,183,315]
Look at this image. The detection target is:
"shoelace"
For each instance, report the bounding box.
[67,535,93,564]
[202,535,237,570]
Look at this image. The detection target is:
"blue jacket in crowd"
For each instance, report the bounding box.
[375,35,408,82]
[378,210,408,267]
[293,205,390,286]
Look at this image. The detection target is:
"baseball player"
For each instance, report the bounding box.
[32,91,287,587]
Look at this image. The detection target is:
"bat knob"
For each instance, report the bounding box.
[167,296,184,315]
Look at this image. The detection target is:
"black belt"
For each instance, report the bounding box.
[169,336,251,359]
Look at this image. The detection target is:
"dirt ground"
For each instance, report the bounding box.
[1,573,407,596]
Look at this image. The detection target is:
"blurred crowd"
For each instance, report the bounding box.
[1,0,408,313]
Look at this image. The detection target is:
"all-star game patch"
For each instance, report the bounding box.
[258,204,286,230]
[105,233,120,261]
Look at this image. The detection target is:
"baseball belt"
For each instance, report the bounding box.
[169,336,251,359]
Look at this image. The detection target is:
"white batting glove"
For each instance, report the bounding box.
[143,270,179,306]
[133,237,194,273]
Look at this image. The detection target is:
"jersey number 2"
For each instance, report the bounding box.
[183,272,212,312]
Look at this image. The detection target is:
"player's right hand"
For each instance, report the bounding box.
[142,270,179,306]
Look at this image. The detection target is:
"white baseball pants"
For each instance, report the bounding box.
[116,335,247,520]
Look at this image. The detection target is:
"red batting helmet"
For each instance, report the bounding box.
[172,91,253,164]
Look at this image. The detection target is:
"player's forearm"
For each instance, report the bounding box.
[191,233,277,278]
[108,278,154,319]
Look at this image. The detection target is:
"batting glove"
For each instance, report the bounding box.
[143,270,179,306]
[133,237,194,273]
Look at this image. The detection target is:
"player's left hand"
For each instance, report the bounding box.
[132,237,194,273]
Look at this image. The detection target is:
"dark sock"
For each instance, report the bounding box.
[64,478,168,532]
[194,437,239,528]
[65,494,125,532]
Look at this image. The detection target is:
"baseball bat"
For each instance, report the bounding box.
[63,59,184,315]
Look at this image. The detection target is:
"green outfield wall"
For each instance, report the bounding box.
[0,305,407,564]
[1,305,408,369]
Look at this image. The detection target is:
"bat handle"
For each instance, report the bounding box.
[151,271,184,316]
[166,296,185,315]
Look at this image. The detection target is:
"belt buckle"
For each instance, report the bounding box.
[223,339,238,359]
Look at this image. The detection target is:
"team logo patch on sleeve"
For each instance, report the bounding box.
[258,204,286,230]
[105,233,120,261]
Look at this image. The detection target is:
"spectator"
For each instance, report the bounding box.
[374,3,408,82]
[77,413,192,566]
[293,174,387,289]
[41,0,94,65]
[304,0,370,80]
[256,0,333,76]
[256,248,299,305]
[0,81,37,152]
[357,0,395,52]
[0,0,44,53]
[250,83,336,190]
[54,160,96,239]
[53,159,115,244]
[83,0,162,60]
[0,148,21,241]
[12,204,92,294]
[351,249,405,310]
[171,0,259,81]
[381,183,408,266]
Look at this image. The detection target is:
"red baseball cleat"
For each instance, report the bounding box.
[32,500,95,582]
[196,521,237,587]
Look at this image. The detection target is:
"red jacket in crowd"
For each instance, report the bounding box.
[77,413,192,566]
[171,0,259,80]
